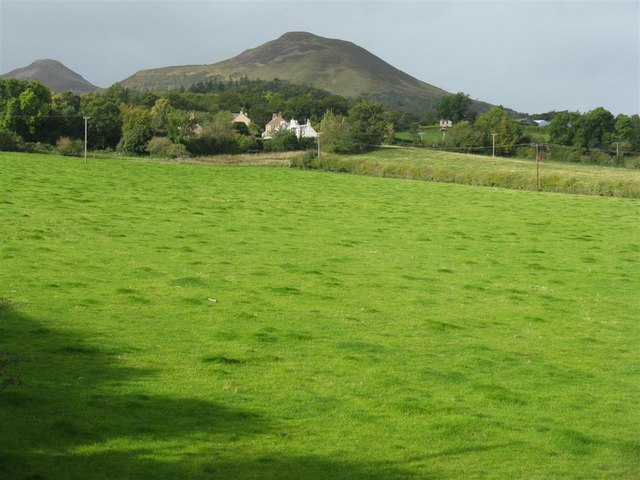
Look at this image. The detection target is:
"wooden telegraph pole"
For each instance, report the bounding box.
[83,116,90,163]
[536,144,541,192]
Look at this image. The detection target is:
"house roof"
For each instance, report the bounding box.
[265,113,284,128]
[232,109,251,124]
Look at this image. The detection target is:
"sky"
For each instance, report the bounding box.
[0,0,638,115]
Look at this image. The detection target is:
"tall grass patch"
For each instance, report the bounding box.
[294,147,640,198]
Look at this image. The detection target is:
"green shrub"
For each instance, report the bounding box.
[626,157,640,169]
[146,137,189,159]
[20,142,54,154]
[146,136,171,156]
[0,130,22,151]
[235,135,264,153]
[265,130,300,152]
[56,137,84,157]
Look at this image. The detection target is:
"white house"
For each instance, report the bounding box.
[439,119,453,131]
[289,119,318,139]
[262,115,318,139]
[534,119,551,127]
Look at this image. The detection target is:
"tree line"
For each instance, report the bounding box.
[0,78,400,156]
[432,93,640,165]
[0,78,636,164]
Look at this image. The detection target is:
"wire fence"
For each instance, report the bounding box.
[390,138,640,158]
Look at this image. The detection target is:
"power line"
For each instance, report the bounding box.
[0,114,88,119]
[388,141,640,157]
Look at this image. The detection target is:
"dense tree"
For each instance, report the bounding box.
[347,100,392,151]
[436,92,472,123]
[117,106,152,155]
[0,79,29,135]
[19,82,52,139]
[549,111,580,146]
[149,98,174,137]
[80,93,122,149]
[442,121,484,153]
[573,107,615,150]
[103,83,131,106]
[208,110,235,142]
[183,111,237,155]
[264,130,299,152]
[47,91,83,143]
[319,110,354,153]
[0,80,51,142]
[615,114,640,151]
[1,97,23,138]
[474,106,522,155]
[549,108,632,153]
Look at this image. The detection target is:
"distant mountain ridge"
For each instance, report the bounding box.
[0,59,99,94]
[121,32,491,112]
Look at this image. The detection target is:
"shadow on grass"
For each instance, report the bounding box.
[0,307,425,480]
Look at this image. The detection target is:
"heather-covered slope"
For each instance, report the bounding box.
[0,59,99,94]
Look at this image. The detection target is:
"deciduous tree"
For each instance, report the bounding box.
[474,107,522,156]
[573,107,615,150]
[319,110,354,153]
[436,92,472,123]
[117,106,152,155]
[347,100,391,151]
[80,93,122,149]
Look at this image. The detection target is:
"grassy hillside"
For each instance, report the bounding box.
[121,32,488,112]
[122,32,444,97]
[1,152,638,479]
[0,59,99,93]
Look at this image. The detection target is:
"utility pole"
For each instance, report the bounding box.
[83,116,90,163]
[536,144,540,192]
[491,133,497,157]
[317,132,321,157]
[613,141,621,156]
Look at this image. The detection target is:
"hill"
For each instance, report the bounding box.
[121,32,490,113]
[0,59,99,94]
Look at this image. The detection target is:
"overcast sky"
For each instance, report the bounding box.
[1,0,638,115]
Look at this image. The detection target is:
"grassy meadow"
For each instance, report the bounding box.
[1,152,639,479]
[301,147,640,198]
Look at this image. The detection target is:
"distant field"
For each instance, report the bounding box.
[396,126,550,144]
[395,127,443,143]
[1,152,639,479]
[305,147,640,197]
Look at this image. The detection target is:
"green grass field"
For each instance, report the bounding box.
[1,152,639,479]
